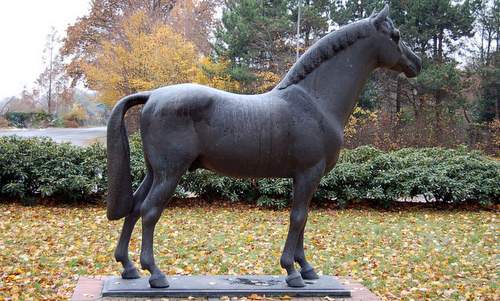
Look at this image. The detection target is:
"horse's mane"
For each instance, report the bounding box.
[277,19,375,90]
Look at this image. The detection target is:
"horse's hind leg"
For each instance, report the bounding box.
[140,159,191,288]
[115,170,153,279]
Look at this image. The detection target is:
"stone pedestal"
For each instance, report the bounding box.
[71,276,380,301]
[103,275,350,298]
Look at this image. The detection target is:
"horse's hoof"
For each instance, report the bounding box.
[149,274,169,288]
[286,271,305,287]
[121,267,141,279]
[300,267,319,280]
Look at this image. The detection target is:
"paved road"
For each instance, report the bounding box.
[0,127,106,146]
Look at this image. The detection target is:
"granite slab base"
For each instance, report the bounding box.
[102,275,351,298]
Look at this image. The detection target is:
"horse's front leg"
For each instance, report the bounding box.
[115,172,153,279]
[294,223,319,280]
[280,161,324,287]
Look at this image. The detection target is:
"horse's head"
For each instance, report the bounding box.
[370,5,422,78]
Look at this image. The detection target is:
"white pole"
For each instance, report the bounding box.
[296,0,301,60]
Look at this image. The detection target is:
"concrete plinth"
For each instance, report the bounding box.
[71,276,381,301]
[102,275,350,298]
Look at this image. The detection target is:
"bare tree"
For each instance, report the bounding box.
[37,28,69,116]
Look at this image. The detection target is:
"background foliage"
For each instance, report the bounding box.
[0,136,106,204]
[1,136,498,208]
[4,112,54,128]
[4,0,497,154]
[82,11,200,106]
[66,0,499,154]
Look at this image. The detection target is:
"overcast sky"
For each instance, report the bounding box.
[0,0,90,100]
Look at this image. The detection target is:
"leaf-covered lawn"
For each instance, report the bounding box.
[0,202,497,300]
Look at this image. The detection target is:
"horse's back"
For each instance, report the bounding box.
[140,83,329,178]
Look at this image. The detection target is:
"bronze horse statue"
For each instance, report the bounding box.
[106,5,421,288]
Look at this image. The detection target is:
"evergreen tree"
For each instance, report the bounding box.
[214,0,293,77]
[475,51,499,122]
[290,0,331,50]
[330,0,385,25]
[214,0,333,91]
[401,0,476,61]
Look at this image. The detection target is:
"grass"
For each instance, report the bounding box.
[0,202,497,300]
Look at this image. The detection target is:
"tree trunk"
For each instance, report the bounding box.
[480,25,485,62]
[396,77,402,114]
[437,30,444,62]
[305,29,310,48]
[486,29,492,64]
[433,36,438,59]
[434,92,443,144]
[496,94,499,120]
[394,76,402,139]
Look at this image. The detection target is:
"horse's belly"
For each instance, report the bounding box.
[197,135,292,178]
[199,157,291,178]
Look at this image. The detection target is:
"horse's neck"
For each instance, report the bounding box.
[297,39,378,127]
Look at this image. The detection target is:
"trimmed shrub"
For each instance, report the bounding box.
[0,136,106,204]
[4,112,53,128]
[183,145,499,207]
[0,136,498,208]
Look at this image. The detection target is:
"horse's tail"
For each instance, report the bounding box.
[106,91,151,220]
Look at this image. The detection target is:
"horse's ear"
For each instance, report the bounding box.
[372,4,390,26]
[370,8,377,18]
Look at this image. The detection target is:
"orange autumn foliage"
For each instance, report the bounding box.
[82,10,285,107]
[82,12,199,106]
[195,57,241,92]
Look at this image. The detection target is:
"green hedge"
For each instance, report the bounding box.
[0,135,498,207]
[4,112,54,128]
[184,145,500,208]
[0,136,106,204]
